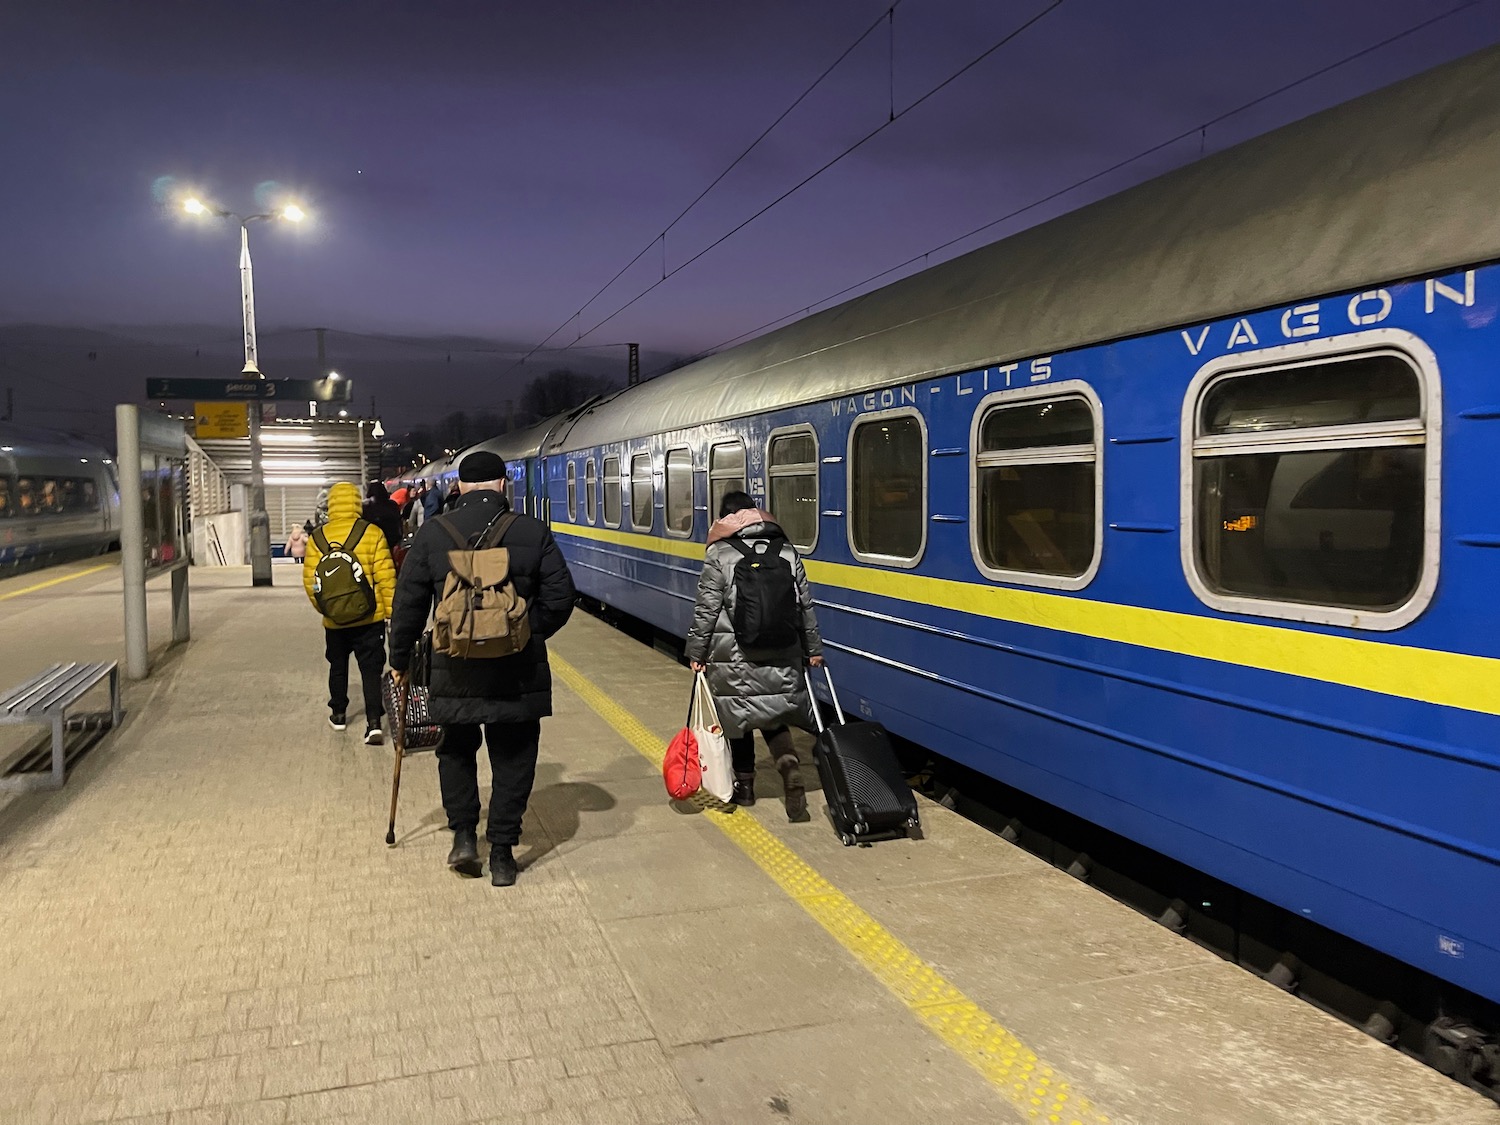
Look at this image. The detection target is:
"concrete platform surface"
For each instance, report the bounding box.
[0,560,1490,1125]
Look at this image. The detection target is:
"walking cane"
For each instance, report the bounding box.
[385,674,408,847]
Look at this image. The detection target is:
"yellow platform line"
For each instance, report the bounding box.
[0,562,113,603]
[553,654,1111,1125]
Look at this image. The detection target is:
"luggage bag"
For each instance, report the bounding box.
[807,667,920,845]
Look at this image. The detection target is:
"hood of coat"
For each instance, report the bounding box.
[707,508,782,546]
[326,482,363,523]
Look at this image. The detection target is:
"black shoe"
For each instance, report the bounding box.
[364,723,385,746]
[328,713,347,731]
[731,772,757,807]
[489,844,518,887]
[784,787,810,823]
[447,828,481,875]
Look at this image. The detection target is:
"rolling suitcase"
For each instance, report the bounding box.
[807,667,920,845]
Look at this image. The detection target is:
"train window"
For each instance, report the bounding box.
[0,479,11,518]
[972,386,1101,589]
[665,447,693,537]
[16,478,36,516]
[59,477,96,513]
[849,412,926,566]
[566,461,577,522]
[629,453,653,532]
[603,456,621,527]
[708,441,746,517]
[1186,346,1434,628]
[585,458,598,524]
[767,428,818,552]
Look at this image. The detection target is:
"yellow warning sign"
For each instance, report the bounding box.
[194,401,249,440]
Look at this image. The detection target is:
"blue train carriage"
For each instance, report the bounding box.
[0,423,121,569]
[536,44,1500,1016]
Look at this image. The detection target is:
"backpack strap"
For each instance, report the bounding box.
[725,535,782,558]
[344,519,369,553]
[477,510,522,550]
[435,509,522,551]
[313,521,369,554]
[434,514,469,550]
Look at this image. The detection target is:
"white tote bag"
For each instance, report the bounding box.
[691,674,735,803]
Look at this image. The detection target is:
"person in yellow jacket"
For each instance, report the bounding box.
[303,481,398,743]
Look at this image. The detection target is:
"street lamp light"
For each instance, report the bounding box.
[181,193,308,587]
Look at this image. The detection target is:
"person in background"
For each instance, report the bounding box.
[363,481,405,551]
[684,490,823,821]
[284,523,308,564]
[303,482,398,744]
[422,480,445,523]
[387,450,576,887]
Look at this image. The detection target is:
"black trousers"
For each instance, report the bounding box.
[324,622,386,724]
[729,726,792,773]
[436,720,541,845]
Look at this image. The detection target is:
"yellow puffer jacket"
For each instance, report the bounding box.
[303,482,397,628]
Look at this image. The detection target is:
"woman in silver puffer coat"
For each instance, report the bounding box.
[685,491,824,820]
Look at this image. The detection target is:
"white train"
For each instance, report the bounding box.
[0,424,121,571]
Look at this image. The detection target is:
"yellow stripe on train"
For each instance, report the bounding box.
[550,521,1500,718]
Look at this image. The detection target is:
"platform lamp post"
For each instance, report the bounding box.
[182,195,306,586]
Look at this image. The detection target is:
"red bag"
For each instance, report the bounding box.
[663,726,702,800]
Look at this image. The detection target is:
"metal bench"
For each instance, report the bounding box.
[0,663,122,791]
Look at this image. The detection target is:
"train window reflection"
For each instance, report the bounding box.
[1192,350,1427,615]
[566,461,577,522]
[768,429,818,551]
[850,414,925,564]
[585,458,598,524]
[665,448,692,536]
[976,394,1098,580]
[602,456,621,528]
[709,441,746,518]
[629,453,653,532]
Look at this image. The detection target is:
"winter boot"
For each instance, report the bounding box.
[777,753,809,822]
[489,844,518,887]
[731,772,757,807]
[447,828,481,876]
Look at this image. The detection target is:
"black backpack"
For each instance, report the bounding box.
[311,520,377,625]
[725,536,800,654]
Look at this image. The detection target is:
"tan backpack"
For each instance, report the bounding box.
[431,512,532,659]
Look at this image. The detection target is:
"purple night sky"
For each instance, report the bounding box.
[1,1,1496,429]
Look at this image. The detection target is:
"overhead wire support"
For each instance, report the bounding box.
[685,0,1489,363]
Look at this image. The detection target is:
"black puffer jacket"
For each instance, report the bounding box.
[388,489,576,724]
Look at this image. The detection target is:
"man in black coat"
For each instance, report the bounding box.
[388,450,575,885]
[362,481,405,550]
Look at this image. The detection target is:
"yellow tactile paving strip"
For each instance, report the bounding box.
[553,653,1112,1125]
[0,561,111,602]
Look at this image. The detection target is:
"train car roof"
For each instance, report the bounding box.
[559,44,1500,450]
[0,422,110,462]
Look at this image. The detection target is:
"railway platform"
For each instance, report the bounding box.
[0,560,1492,1125]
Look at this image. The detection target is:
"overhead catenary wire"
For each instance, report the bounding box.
[539,0,1066,351]
[671,0,1493,367]
[498,0,914,380]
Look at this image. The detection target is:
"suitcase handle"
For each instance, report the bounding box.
[805,664,847,732]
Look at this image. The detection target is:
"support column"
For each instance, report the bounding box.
[116,404,150,680]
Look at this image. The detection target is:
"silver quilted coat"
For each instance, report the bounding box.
[684,513,823,739]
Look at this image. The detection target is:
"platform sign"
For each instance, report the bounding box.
[194,402,249,440]
[147,377,352,402]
